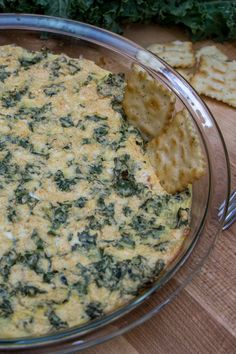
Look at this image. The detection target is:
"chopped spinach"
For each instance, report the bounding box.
[113,154,141,197]
[54,170,78,192]
[47,56,80,78]
[86,215,102,230]
[18,251,40,273]
[74,197,87,208]
[15,283,47,297]
[110,119,129,151]
[0,151,18,181]
[0,250,17,281]
[82,74,94,86]
[49,202,72,231]
[43,271,57,284]
[17,103,52,131]
[72,281,87,295]
[66,59,81,75]
[77,230,97,250]
[46,310,68,330]
[130,215,165,239]
[97,73,125,99]
[97,197,114,217]
[0,298,13,318]
[76,119,86,130]
[174,188,191,202]
[85,302,104,320]
[176,207,190,228]
[125,256,165,287]
[140,197,163,216]
[15,186,39,208]
[7,205,18,223]
[72,266,90,295]
[16,137,33,150]
[59,115,74,128]
[84,114,108,122]
[47,58,61,78]
[2,87,28,108]
[20,163,42,183]
[116,234,135,249]
[97,73,125,114]
[0,137,6,151]
[19,52,46,69]
[43,83,65,97]
[93,254,127,290]
[1,135,33,151]
[31,149,50,159]
[96,197,114,225]
[0,65,10,82]
[88,161,103,176]
[154,241,170,252]
[82,138,91,145]
[31,229,45,252]
[63,143,72,150]
[93,125,109,144]
[122,206,132,216]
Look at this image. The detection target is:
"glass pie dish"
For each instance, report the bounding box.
[0,14,230,353]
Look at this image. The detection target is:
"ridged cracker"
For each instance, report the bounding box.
[191,56,236,108]
[196,46,227,62]
[122,64,175,139]
[147,109,205,194]
[147,41,195,68]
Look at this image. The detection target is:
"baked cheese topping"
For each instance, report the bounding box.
[0,45,191,338]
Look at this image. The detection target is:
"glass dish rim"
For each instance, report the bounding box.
[0,13,231,351]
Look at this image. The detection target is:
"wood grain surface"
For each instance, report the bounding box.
[84,24,236,354]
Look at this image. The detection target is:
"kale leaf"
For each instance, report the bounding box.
[0,1,235,41]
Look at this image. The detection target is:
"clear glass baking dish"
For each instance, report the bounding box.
[0,14,230,353]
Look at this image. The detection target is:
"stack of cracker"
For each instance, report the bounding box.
[147,41,236,108]
[122,65,205,194]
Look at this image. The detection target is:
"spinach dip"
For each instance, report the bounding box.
[0,45,191,337]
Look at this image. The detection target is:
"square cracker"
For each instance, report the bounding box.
[147,41,195,68]
[196,45,227,62]
[191,56,236,108]
[122,64,175,139]
[147,109,205,194]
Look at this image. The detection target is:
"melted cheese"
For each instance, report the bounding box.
[0,45,191,338]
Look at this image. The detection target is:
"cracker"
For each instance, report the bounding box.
[196,46,227,62]
[147,41,195,68]
[191,56,236,108]
[147,109,205,194]
[122,64,175,139]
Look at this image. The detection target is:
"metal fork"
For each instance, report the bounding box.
[218,190,236,230]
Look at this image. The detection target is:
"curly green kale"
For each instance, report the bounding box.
[0,0,235,41]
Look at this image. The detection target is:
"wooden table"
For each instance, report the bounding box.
[85,24,236,354]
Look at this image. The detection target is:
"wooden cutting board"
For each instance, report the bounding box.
[84,24,236,354]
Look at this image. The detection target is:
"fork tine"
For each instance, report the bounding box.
[222,207,236,231]
[218,189,236,229]
[227,201,236,214]
[219,189,236,215]
[225,207,236,222]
